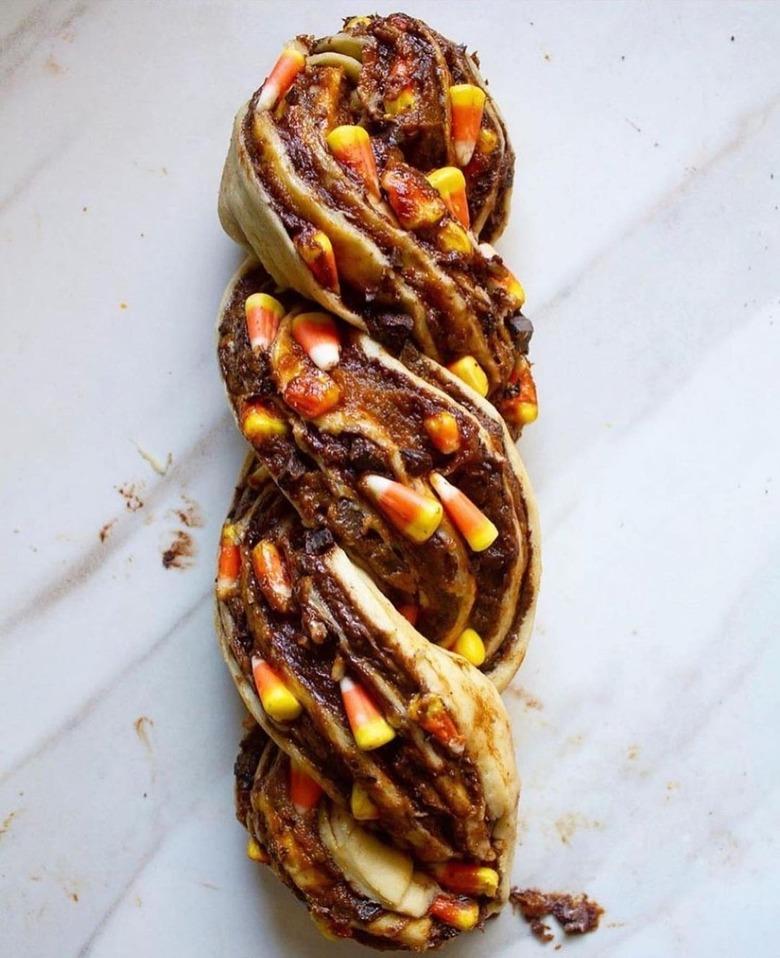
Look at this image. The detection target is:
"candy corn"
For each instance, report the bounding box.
[363,475,443,544]
[252,656,302,722]
[424,411,461,454]
[502,355,538,427]
[410,694,465,751]
[245,292,284,350]
[446,356,489,397]
[289,761,323,814]
[241,402,289,442]
[437,220,472,254]
[340,676,396,750]
[381,167,447,230]
[350,782,380,821]
[251,540,293,613]
[257,46,306,112]
[385,56,415,115]
[430,473,498,552]
[283,370,341,418]
[295,229,339,291]
[449,84,486,167]
[291,312,341,370]
[429,894,480,931]
[385,85,415,115]
[426,167,470,228]
[430,863,499,898]
[497,270,525,309]
[326,125,380,198]
[397,603,420,627]
[453,628,486,667]
[476,127,498,155]
[246,837,269,863]
[217,524,241,600]
[479,243,526,308]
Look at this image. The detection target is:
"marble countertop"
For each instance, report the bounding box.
[1,1,778,955]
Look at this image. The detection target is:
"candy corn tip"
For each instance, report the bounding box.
[363,474,391,497]
[454,143,476,167]
[246,837,268,862]
[454,628,487,667]
[308,342,340,371]
[518,401,538,424]
[256,87,275,112]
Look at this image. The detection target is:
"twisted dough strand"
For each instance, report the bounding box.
[215,13,540,951]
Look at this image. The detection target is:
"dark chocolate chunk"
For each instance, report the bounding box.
[400,447,433,476]
[364,310,414,354]
[508,312,534,352]
[303,527,334,555]
[349,435,387,472]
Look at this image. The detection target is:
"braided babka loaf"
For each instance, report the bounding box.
[214,12,540,950]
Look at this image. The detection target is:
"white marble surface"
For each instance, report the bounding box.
[1,1,778,955]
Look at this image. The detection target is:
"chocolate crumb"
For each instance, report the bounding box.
[117,483,144,511]
[99,519,116,542]
[510,888,604,940]
[171,494,203,528]
[161,529,196,569]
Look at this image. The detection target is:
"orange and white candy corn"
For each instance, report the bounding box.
[381,166,447,230]
[257,46,306,112]
[397,603,419,627]
[449,84,486,167]
[289,761,323,814]
[430,863,499,898]
[429,894,480,931]
[251,540,293,613]
[216,523,241,599]
[411,694,465,752]
[291,311,341,370]
[252,656,302,722]
[350,782,380,821]
[283,369,341,418]
[430,473,498,552]
[502,355,538,427]
[447,356,489,397]
[424,411,461,455]
[340,676,396,750]
[241,402,289,442]
[245,292,284,350]
[295,229,339,291]
[479,242,526,308]
[437,220,472,255]
[363,475,443,544]
[452,627,486,667]
[426,167,470,228]
[326,125,380,198]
